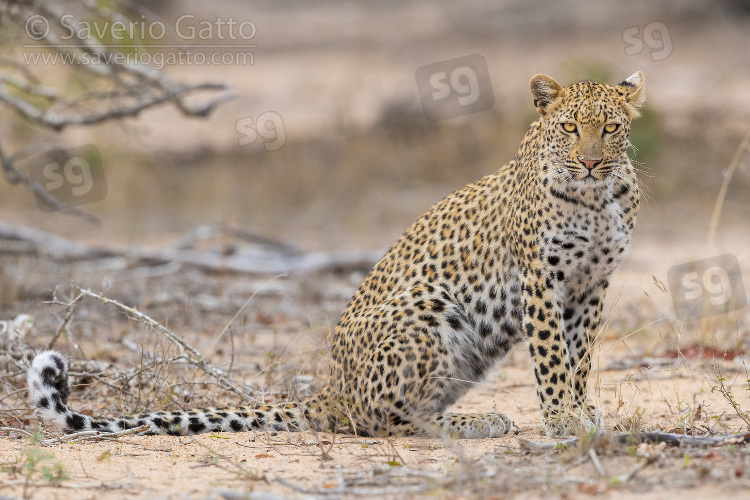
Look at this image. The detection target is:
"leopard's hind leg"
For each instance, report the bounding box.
[328,284,518,439]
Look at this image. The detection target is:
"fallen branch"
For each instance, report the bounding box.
[0,220,382,275]
[39,424,151,446]
[128,246,383,275]
[0,219,109,259]
[517,430,750,452]
[276,476,436,497]
[0,426,36,438]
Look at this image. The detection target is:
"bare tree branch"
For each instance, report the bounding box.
[1,0,232,130]
[0,0,232,218]
[0,80,231,130]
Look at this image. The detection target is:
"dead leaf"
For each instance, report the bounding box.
[578,481,608,495]
[703,450,723,462]
[256,311,274,325]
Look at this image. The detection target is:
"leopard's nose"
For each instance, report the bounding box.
[578,157,602,170]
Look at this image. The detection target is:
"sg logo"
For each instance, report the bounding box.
[623,21,673,61]
[28,144,107,212]
[236,111,286,152]
[667,254,747,322]
[415,53,494,122]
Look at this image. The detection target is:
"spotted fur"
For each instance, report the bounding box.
[29,72,644,438]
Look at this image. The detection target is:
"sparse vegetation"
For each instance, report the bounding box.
[0,243,748,499]
[0,1,749,499]
[0,431,70,499]
[711,371,750,428]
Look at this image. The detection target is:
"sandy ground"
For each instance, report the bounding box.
[2,229,750,499]
[0,193,748,500]
[2,344,750,499]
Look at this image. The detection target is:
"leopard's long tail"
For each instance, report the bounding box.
[27,350,323,435]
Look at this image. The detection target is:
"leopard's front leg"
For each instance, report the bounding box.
[561,283,608,431]
[522,272,600,436]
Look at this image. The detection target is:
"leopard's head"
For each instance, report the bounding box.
[529,72,645,191]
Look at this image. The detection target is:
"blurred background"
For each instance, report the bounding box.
[0,0,749,346]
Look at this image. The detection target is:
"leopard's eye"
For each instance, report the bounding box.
[603,123,619,134]
[561,123,577,133]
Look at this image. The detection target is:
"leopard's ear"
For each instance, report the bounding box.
[615,71,646,118]
[530,74,564,116]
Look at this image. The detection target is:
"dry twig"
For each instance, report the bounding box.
[75,286,260,402]
[44,290,86,351]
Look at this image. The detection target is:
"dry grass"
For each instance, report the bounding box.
[0,235,749,499]
[0,110,748,500]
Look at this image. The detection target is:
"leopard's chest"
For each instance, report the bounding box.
[543,199,630,291]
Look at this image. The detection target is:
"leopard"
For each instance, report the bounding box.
[28,71,645,439]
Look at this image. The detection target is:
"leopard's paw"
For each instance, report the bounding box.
[435,411,516,439]
[484,412,516,438]
[543,405,604,437]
